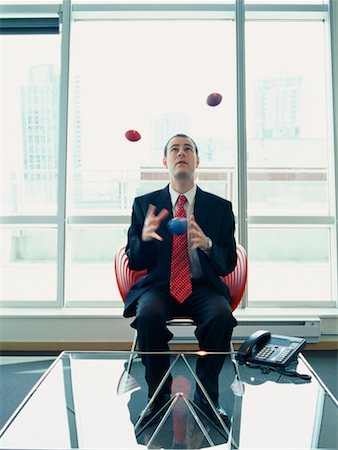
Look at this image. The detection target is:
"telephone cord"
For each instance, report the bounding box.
[245,362,312,381]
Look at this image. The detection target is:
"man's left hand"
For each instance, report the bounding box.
[189,214,209,250]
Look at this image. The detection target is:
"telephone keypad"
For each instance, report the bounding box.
[255,345,294,363]
[256,346,275,360]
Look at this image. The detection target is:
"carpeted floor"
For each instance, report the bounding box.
[0,356,56,429]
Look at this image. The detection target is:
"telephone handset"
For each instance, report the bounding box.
[236,329,306,368]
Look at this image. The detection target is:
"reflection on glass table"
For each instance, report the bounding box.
[0,351,337,449]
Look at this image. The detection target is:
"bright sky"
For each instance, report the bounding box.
[1,19,328,174]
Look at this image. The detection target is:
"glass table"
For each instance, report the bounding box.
[0,350,337,449]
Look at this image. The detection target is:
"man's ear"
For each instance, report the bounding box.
[196,157,200,168]
[163,156,168,168]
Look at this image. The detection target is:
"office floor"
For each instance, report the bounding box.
[0,350,337,431]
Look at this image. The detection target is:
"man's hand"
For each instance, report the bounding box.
[189,214,209,250]
[142,204,169,241]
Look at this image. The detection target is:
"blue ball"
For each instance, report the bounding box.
[167,218,187,235]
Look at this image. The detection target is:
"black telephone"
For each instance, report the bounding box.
[236,330,306,368]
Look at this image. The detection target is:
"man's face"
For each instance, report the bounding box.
[163,136,200,181]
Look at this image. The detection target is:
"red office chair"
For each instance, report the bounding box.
[114,244,248,352]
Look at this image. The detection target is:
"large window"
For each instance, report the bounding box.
[246,20,336,305]
[66,18,236,305]
[0,1,336,309]
[0,27,61,304]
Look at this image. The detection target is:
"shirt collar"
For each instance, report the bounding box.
[169,184,197,208]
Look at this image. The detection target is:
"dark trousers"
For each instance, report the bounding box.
[132,282,237,403]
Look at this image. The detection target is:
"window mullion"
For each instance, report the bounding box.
[329,0,338,306]
[56,0,71,308]
[236,0,248,307]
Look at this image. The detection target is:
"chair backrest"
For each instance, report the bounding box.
[114,246,147,302]
[222,244,247,311]
[114,244,247,312]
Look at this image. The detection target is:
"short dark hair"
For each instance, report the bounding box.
[164,134,199,157]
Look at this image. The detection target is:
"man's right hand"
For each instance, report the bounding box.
[141,204,169,241]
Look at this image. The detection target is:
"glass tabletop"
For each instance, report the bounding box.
[0,351,337,449]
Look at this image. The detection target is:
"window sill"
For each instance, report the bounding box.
[0,307,126,318]
[0,307,337,349]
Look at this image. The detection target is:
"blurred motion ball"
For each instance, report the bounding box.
[167,218,187,235]
[125,130,141,141]
[206,92,222,107]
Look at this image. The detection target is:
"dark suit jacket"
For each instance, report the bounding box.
[123,185,237,318]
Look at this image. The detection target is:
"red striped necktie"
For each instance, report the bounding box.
[170,195,192,303]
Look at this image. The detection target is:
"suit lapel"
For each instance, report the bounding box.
[194,186,212,230]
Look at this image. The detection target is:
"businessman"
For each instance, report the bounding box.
[124,134,237,426]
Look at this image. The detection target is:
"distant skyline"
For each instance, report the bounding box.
[16,62,326,212]
[1,19,330,214]
[21,63,307,178]
[2,20,328,173]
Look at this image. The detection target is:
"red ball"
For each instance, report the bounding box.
[206,92,222,107]
[125,130,141,142]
